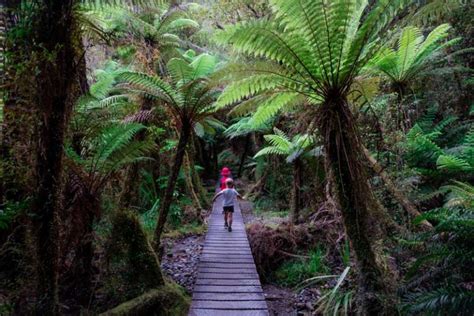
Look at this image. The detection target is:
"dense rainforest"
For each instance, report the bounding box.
[0,0,473,315]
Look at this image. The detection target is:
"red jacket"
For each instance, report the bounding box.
[220,176,229,191]
[220,167,231,190]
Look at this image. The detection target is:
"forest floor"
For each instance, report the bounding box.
[161,234,205,293]
[161,195,319,315]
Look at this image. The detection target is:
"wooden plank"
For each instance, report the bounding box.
[195,279,261,286]
[190,197,268,315]
[201,251,253,259]
[202,248,252,252]
[191,300,268,309]
[198,267,257,274]
[200,256,254,260]
[199,263,256,269]
[197,273,259,279]
[200,259,255,264]
[202,247,252,255]
[192,292,265,301]
[193,285,263,293]
[201,252,252,256]
[200,257,255,261]
[189,309,269,316]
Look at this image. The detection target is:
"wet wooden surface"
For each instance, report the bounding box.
[189,197,269,316]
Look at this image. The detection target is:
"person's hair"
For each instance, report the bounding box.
[225,178,234,187]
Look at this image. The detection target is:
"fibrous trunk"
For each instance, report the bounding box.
[291,159,301,223]
[154,121,191,244]
[31,2,76,315]
[317,98,397,315]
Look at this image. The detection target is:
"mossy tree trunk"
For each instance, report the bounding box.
[155,120,192,244]
[30,2,76,315]
[317,96,398,315]
[109,210,165,289]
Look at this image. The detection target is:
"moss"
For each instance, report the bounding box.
[162,222,206,239]
[99,282,190,316]
[107,210,164,297]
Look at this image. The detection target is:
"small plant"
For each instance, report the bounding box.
[273,247,329,287]
[339,239,351,267]
[316,267,353,316]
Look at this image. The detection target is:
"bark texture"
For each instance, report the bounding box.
[154,121,191,244]
[317,97,398,315]
[30,2,76,314]
[290,159,302,223]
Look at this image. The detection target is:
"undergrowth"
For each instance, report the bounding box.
[272,247,329,287]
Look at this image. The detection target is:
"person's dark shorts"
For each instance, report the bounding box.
[223,205,234,213]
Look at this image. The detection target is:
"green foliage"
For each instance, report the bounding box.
[316,267,353,316]
[409,0,469,25]
[224,117,272,139]
[254,128,315,163]
[273,248,329,287]
[403,108,471,174]
[118,51,219,128]
[368,24,459,86]
[215,0,413,123]
[404,286,474,315]
[402,181,474,315]
[67,122,154,176]
[0,198,30,230]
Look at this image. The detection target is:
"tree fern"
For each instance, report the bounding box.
[119,51,220,243]
[368,23,460,87]
[215,1,416,311]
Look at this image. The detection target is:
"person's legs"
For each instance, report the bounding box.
[227,207,234,232]
[224,210,228,227]
[228,212,233,228]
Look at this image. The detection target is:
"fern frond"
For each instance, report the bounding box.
[250,92,302,126]
[93,122,147,171]
[119,71,181,105]
[437,155,473,172]
[405,286,474,316]
[254,146,287,158]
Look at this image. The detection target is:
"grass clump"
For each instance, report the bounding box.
[163,222,207,239]
[273,247,329,287]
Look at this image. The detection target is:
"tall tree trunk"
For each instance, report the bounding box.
[237,135,251,178]
[183,150,203,212]
[154,121,191,244]
[189,136,209,209]
[317,98,398,315]
[31,2,76,314]
[290,159,301,223]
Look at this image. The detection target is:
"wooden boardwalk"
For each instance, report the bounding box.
[189,197,269,316]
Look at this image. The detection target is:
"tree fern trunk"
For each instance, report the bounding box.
[154,121,191,244]
[30,2,76,314]
[318,98,398,315]
[290,159,301,223]
[237,135,251,178]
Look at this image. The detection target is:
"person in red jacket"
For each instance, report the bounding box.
[219,167,232,191]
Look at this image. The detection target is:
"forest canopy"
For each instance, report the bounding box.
[0,0,473,315]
